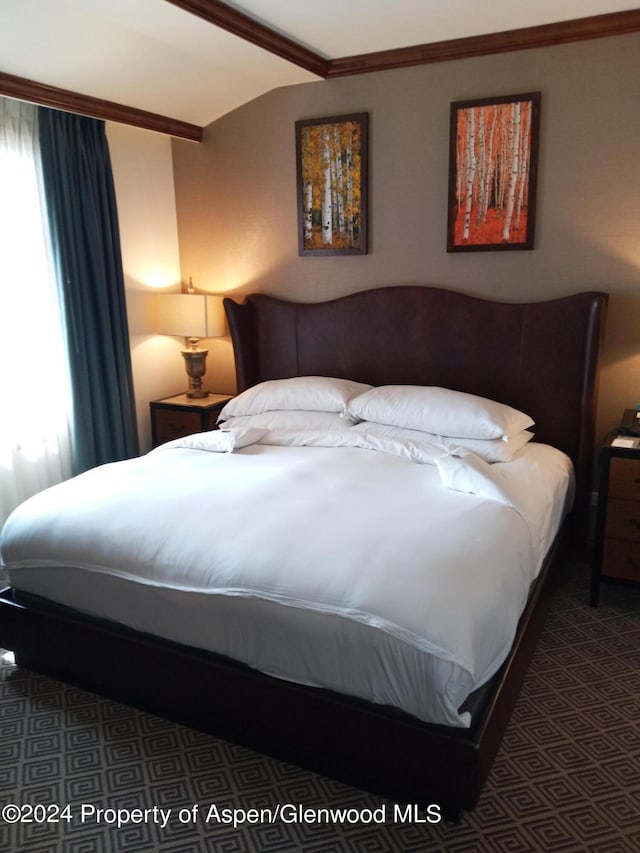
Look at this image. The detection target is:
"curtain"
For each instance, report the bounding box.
[38,109,139,473]
[0,98,74,527]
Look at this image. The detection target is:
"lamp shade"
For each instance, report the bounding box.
[155,293,225,339]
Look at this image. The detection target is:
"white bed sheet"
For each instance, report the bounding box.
[0,438,573,727]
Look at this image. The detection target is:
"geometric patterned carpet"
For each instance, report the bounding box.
[1,559,639,853]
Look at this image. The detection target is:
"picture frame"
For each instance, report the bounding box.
[295,113,368,255]
[447,92,540,252]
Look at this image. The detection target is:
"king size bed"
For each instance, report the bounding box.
[0,285,607,817]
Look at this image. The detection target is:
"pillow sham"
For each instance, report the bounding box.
[219,376,372,420]
[350,422,533,463]
[436,448,515,507]
[344,385,533,440]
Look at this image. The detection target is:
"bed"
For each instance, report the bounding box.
[0,285,607,817]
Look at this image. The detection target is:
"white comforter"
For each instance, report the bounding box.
[0,432,573,727]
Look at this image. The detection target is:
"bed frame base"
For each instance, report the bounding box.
[0,529,566,818]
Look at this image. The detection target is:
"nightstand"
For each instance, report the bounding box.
[591,432,640,605]
[150,393,233,448]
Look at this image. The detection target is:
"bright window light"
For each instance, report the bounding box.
[0,99,74,526]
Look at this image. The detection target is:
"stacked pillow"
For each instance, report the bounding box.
[218,376,371,433]
[342,384,534,463]
[218,378,535,503]
[218,378,534,464]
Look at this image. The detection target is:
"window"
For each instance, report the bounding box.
[0,98,73,526]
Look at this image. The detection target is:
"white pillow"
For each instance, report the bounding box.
[350,427,444,465]
[220,377,372,420]
[344,385,533,440]
[437,429,533,461]
[218,410,352,432]
[436,449,515,506]
[350,422,533,462]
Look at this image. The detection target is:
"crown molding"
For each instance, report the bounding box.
[0,72,203,141]
[166,4,640,80]
[2,7,639,140]
[328,9,640,77]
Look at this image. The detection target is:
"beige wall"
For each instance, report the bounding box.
[107,123,188,451]
[172,33,640,443]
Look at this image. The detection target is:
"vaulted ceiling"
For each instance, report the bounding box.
[1,0,639,140]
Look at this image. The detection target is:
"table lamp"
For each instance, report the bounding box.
[156,291,225,398]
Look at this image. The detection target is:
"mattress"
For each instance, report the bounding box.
[0,436,573,728]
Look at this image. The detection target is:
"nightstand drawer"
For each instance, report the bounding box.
[153,409,201,444]
[602,538,640,581]
[591,430,640,606]
[150,394,232,449]
[608,457,640,500]
[605,498,640,541]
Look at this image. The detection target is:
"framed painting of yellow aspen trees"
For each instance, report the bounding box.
[447,92,540,252]
[296,113,368,255]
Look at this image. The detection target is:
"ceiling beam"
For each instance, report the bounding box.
[165,0,330,78]
[0,72,203,142]
[328,9,640,76]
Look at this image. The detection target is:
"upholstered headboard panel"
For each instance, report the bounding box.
[224,286,608,533]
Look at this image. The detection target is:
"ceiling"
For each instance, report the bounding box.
[0,0,639,137]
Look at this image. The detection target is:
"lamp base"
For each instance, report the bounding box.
[181,347,209,399]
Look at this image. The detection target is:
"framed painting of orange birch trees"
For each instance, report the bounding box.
[447,92,540,252]
[296,113,368,255]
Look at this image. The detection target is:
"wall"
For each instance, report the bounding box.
[107,123,188,451]
[172,32,640,443]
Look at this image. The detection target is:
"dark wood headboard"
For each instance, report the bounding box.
[224,286,608,536]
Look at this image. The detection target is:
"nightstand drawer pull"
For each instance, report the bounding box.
[167,420,190,435]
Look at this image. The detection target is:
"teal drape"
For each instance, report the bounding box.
[38,109,139,473]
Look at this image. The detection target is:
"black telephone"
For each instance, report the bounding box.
[620,408,640,436]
